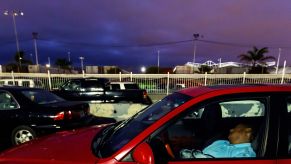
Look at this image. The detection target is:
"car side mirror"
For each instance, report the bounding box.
[132,142,155,164]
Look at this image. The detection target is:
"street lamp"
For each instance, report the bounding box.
[79,56,84,72]
[3,10,24,71]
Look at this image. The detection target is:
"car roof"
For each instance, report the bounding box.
[110,82,137,84]
[179,84,291,97]
[70,78,109,82]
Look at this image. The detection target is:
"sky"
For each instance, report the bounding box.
[1,0,291,72]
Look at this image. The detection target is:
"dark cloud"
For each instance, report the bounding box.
[1,0,291,72]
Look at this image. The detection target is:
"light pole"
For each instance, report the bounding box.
[4,10,24,71]
[48,56,51,66]
[68,51,71,62]
[157,50,160,74]
[79,56,84,72]
[32,32,39,65]
[192,33,202,73]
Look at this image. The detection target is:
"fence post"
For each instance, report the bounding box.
[242,72,246,84]
[119,72,122,82]
[47,70,52,90]
[130,72,133,82]
[82,70,85,78]
[11,71,15,85]
[204,72,208,86]
[166,72,170,95]
[281,60,286,84]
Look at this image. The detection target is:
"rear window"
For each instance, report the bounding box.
[82,80,104,90]
[22,81,30,87]
[8,81,19,86]
[111,84,120,90]
[22,90,65,104]
[124,84,139,89]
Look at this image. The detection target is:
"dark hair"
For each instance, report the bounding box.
[237,123,255,141]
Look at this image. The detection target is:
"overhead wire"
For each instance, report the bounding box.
[1,37,291,49]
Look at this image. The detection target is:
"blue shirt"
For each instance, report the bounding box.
[202,140,256,158]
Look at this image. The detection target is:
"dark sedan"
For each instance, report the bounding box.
[0,86,115,147]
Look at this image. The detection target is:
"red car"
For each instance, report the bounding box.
[1,84,291,164]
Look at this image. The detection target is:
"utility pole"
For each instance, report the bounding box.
[276,48,281,74]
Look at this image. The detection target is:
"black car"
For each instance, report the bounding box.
[0,86,115,147]
[52,78,152,105]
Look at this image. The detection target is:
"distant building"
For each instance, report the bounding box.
[85,66,99,74]
[85,65,127,74]
[173,65,193,74]
[174,60,277,74]
[269,67,291,74]
[28,65,78,74]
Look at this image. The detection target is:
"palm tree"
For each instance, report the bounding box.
[238,47,275,73]
[14,51,32,65]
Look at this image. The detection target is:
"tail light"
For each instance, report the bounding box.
[53,111,72,121]
[143,91,148,99]
[85,105,90,114]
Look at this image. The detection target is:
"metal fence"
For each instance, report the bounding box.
[0,71,290,94]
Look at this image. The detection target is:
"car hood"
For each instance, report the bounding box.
[0,125,108,164]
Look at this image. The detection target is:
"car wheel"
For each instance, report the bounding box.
[11,126,36,145]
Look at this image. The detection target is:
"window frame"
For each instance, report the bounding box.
[0,90,20,110]
[146,93,271,162]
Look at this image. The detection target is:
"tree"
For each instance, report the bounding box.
[10,51,32,72]
[238,47,275,73]
[146,66,173,74]
[198,64,212,74]
[146,66,159,74]
[107,67,121,74]
[55,58,72,70]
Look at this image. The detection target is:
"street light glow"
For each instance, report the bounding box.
[141,66,146,73]
[3,10,8,15]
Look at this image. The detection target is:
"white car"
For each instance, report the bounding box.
[0,79,43,88]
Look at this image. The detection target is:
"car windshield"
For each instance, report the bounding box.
[21,90,65,104]
[95,92,191,158]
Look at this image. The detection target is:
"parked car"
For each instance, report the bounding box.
[0,86,115,147]
[0,79,44,88]
[52,78,152,105]
[3,84,291,163]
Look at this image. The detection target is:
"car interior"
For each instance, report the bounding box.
[148,99,266,162]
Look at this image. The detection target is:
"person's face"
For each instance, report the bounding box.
[228,124,251,144]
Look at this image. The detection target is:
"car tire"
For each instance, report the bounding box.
[11,125,36,145]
